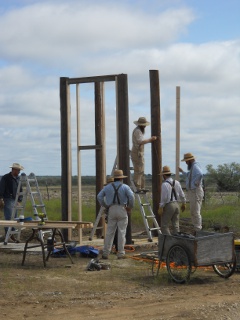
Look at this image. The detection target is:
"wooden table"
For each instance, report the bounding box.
[0,220,93,267]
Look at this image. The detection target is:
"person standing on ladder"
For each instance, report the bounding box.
[131,117,157,192]
[159,166,186,235]
[0,163,24,243]
[97,169,135,260]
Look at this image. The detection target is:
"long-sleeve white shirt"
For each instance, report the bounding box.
[160,177,186,208]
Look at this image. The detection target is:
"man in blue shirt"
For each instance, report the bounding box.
[179,153,204,234]
[97,169,135,259]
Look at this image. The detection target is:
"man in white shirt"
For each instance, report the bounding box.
[159,166,186,235]
[131,117,157,191]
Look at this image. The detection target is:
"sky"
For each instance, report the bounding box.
[0,0,239,177]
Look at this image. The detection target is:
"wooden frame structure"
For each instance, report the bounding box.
[60,74,130,243]
[59,70,162,243]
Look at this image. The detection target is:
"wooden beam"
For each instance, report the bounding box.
[78,145,102,150]
[176,86,180,181]
[149,70,162,228]
[60,77,72,241]
[68,74,117,85]
[95,81,106,237]
[116,74,132,244]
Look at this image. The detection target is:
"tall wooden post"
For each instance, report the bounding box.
[116,74,132,244]
[95,82,106,237]
[149,70,161,228]
[76,84,82,242]
[176,86,180,181]
[60,77,72,241]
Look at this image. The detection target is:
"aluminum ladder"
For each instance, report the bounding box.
[129,166,162,242]
[88,206,106,240]
[4,172,49,245]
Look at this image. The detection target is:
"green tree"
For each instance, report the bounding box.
[206,162,240,191]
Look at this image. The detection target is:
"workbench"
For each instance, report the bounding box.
[0,220,93,267]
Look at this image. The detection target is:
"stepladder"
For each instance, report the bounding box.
[129,166,162,242]
[90,154,161,243]
[88,206,107,240]
[4,172,49,245]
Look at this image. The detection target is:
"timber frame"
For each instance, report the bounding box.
[59,70,162,243]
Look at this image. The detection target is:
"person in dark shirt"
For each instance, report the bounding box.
[0,163,24,242]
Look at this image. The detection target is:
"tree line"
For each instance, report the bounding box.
[35,162,240,192]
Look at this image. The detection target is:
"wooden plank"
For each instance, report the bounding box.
[78,145,102,150]
[67,74,117,84]
[0,220,93,229]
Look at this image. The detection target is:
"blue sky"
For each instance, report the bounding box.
[0,0,239,176]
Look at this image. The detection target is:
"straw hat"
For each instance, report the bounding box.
[133,117,150,126]
[104,177,114,186]
[113,169,127,179]
[9,163,24,170]
[159,166,173,175]
[181,152,195,162]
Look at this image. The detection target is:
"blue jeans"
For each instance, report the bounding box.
[4,198,15,234]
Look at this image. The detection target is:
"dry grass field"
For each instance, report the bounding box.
[0,186,240,319]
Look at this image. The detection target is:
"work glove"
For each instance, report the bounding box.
[0,198,4,209]
[181,203,186,212]
[158,207,163,216]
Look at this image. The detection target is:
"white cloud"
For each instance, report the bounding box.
[0,0,239,176]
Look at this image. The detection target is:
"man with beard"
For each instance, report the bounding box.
[131,117,157,192]
[179,153,204,234]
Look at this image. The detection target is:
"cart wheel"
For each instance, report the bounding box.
[166,245,192,284]
[212,253,236,278]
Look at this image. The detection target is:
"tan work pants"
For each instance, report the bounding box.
[131,149,145,189]
[161,202,180,235]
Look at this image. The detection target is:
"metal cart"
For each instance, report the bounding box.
[156,231,236,283]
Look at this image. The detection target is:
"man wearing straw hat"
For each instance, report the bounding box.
[97,169,135,259]
[159,166,186,235]
[179,153,204,233]
[131,117,157,191]
[0,163,24,243]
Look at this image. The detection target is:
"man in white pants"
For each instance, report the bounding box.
[179,153,204,234]
[97,170,135,259]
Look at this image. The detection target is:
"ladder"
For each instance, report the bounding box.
[89,155,161,242]
[88,206,106,240]
[129,166,162,242]
[4,172,49,245]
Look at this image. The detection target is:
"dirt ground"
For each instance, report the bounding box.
[0,240,240,320]
[1,186,240,319]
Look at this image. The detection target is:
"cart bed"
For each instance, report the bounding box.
[158,231,235,266]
